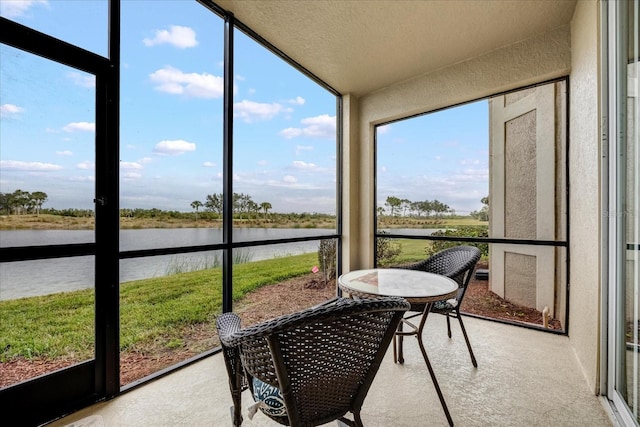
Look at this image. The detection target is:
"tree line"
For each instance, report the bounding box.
[381,196,452,218]
[380,195,489,221]
[0,190,49,215]
[190,193,272,220]
[2,188,488,222]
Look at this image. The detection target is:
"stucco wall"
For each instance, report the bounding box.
[351,25,571,270]
[569,0,601,393]
[340,0,601,398]
[341,94,361,273]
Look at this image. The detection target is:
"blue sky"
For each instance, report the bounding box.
[377,101,489,215]
[0,0,488,215]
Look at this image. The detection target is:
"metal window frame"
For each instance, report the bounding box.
[0,0,343,423]
[373,76,571,335]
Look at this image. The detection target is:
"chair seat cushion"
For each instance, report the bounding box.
[251,377,287,418]
[433,298,458,311]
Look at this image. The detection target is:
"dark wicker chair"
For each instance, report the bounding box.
[398,245,481,367]
[216,297,410,427]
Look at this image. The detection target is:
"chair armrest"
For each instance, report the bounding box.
[311,296,342,309]
[216,312,242,347]
[220,297,409,347]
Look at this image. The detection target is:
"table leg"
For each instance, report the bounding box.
[418,303,454,427]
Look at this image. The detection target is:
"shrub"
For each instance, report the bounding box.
[425,225,488,258]
[376,231,402,267]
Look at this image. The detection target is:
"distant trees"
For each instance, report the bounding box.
[190,200,203,221]
[384,196,402,216]
[203,192,272,219]
[470,196,489,221]
[381,196,451,218]
[260,202,272,218]
[205,193,223,215]
[0,189,48,215]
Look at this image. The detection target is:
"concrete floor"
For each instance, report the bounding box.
[49,315,617,427]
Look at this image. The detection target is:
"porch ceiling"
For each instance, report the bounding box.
[213,0,577,97]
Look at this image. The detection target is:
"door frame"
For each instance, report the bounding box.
[604,0,640,425]
[0,5,120,424]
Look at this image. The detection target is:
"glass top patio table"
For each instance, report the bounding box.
[337,268,458,303]
[338,268,459,426]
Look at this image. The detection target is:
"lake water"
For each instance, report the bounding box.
[0,228,334,301]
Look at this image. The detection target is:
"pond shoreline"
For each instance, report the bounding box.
[0,213,478,231]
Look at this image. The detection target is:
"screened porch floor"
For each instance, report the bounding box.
[49,314,616,427]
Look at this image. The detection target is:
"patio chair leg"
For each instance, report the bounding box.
[354,411,364,427]
[336,413,362,427]
[457,314,477,368]
[229,363,243,426]
[393,334,397,363]
[395,321,404,364]
[446,314,452,338]
[230,405,242,427]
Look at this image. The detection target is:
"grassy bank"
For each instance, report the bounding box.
[0,252,317,362]
[0,213,485,231]
[0,221,466,363]
[0,214,337,230]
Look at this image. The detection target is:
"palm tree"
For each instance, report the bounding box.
[260,202,272,218]
[190,200,203,221]
[31,191,48,215]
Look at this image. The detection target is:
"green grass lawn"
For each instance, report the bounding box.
[0,252,316,362]
[0,222,486,363]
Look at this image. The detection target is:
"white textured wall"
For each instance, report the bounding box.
[569,0,601,393]
[341,94,361,272]
[347,3,603,392]
[349,26,571,270]
[340,0,601,398]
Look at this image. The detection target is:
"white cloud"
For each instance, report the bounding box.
[76,161,95,170]
[295,145,313,155]
[0,104,25,117]
[143,25,198,49]
[0,0,47,18]
[122,172,142,180]
[56,150,73,156]
[120,161,143,170]
[68,175,95,182]
[0,160,62,171]
[234,100,290,122]
[282,175,298,183]
[288,96,305,105]
[257,160,268,166]
[149,66,225,98]
[203,161,216,167]
[292,160,317,170]
[461,159,481,165]
[153,139,196,156]
[461,167,489,179]
[139,157,153,164]
[279,114,336,139]
[67,72,95,88]
[63,122,95,132]
[377,124,391,134]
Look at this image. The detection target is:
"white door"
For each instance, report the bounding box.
[608,0,639,421]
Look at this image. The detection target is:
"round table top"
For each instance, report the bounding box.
[338,268,458,303]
